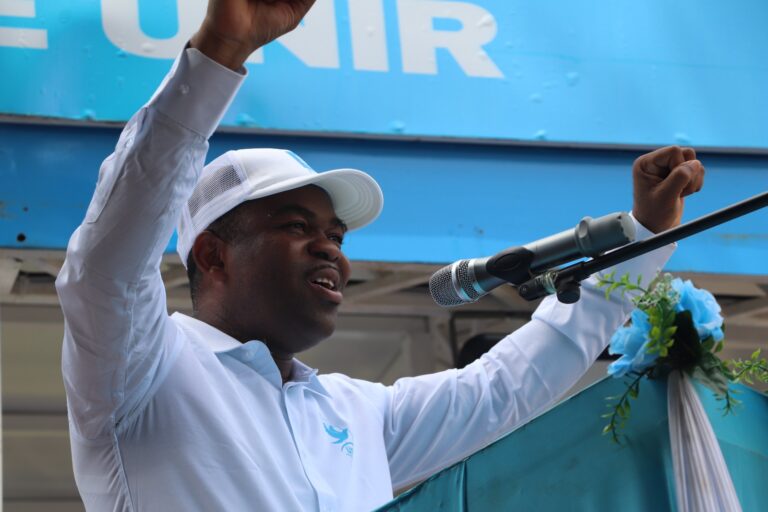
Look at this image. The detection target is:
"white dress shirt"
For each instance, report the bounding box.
[56,47,674,512]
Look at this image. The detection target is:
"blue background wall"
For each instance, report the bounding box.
[1,1,766,274]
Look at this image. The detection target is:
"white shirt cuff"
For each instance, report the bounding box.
[148,47,246,139]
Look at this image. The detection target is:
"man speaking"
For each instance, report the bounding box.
[56,0,704,510]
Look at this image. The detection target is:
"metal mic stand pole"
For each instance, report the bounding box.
[518,190,768,304]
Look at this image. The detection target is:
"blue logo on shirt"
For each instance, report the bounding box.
[323,422,354,457]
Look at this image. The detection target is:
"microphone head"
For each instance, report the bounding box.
[429,260,481,307]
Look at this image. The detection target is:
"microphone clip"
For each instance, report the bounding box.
[518,270,582,304]
[485,247,536,286]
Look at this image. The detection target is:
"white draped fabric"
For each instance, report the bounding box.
[667,371,742,512]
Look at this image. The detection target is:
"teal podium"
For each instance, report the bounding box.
[377,378,768,511]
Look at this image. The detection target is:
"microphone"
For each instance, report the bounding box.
[428,212,636,307]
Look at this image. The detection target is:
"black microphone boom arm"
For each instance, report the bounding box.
[518,191,768,304]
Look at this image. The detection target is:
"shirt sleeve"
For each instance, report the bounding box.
[55,48,244,440]
[382,216,674,489]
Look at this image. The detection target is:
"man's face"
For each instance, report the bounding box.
[221,185,351,356]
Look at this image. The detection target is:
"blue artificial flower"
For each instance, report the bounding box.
[607,309,659,377]
[671,278,724,342]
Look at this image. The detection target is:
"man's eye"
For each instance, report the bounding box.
[329,234,344,245]
[285,222,307,232]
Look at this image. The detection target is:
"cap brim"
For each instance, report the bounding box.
[241,168,383,231]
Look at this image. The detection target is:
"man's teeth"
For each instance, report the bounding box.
[313,278,335,290]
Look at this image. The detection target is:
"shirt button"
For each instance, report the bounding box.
[179,84,190,95]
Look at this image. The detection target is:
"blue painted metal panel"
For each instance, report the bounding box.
[0,122,766,275]
[1,1,767,148]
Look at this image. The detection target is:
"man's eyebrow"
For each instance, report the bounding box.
[270,204,348,232]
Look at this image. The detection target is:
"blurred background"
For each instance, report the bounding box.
[1,0,766,510]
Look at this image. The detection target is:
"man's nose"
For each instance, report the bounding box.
[309,234,342,262]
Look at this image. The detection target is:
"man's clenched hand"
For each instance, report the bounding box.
[191,0,316,70]
[632,146,705,233]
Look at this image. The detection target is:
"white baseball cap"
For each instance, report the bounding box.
[176,148,384,267]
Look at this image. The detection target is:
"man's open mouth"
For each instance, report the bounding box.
[311,276,337,291]
[307,267,343,302]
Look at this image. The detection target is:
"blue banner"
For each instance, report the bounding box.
[2,0,768,148]
[378,379,768,511]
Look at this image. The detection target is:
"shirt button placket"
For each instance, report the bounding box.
[284,385,331,512]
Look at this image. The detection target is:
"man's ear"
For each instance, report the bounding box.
[191,231,229,283]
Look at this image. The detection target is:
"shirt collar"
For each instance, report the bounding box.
[171,312,329,397]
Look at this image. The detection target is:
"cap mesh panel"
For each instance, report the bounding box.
[187,165,243,220]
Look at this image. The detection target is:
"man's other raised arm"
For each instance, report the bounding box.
[55,0,315,440]
[55,48,243,440]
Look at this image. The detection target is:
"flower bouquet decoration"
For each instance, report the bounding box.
[596,272,768,443]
